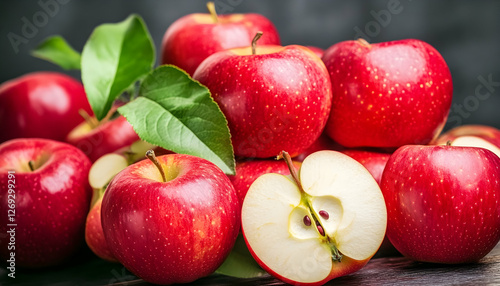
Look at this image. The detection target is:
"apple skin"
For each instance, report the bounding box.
[433,124,500,157]
[0,72,92,143]
[162,13,280,75]
[229,159,301,205]
[381,144,500,263]
[66,115,139,162]
[193,45,332,158]
[0,138,92,268]
[243,237,369,286]
[101,154,241,284]
[85,198,118,262]
[306,46,324,58]
[322,39,453,148]
[295,133,345,162]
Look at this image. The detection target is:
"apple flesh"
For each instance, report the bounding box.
[101,153,241,284]
[0,138,92,267]
[161,4,280,75]
[381,145,500,263]
[433,124,500,158]
[0,72,92,143]
[66,115,139,162]
[85,153,129,262]
[322,39,453,148]
[193,42,332,158]
[242,151,387,285]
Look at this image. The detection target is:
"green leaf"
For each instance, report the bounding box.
[31,35,81,70]
[215,234,267,278]
[82,14,155,121]
[118,65,235,175]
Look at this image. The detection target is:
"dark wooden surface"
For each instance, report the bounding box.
[2,243,499,285]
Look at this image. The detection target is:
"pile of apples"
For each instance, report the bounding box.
[1,3,500,286]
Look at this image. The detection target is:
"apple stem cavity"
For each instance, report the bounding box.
[251,31,263,55]
[207,2,218,23]
[356,38,371,48]
[277,151,343,262]
[78,109,98,129]
[28,160,35,172]
[145,150,167,182]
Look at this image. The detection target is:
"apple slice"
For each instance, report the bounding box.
[85,153,129,262]
[241,150,387,285]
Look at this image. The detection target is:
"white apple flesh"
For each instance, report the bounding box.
[241,151,387,285]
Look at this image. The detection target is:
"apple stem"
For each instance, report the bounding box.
[446,140,452,146]
[277,151,304,193]
[28,160,35,172]
[145,150,166,182]
[78,109,98,129]
[357,38,371,48]
[251,32,263,55]
[207,2,218,23]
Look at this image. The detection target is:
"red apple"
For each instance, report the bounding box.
[381,144,500,263]
[193,35,332,158]
[229,159,301,205]
[101,152,240,284]
[0,72,92,143]
[0,138,92,268]
[161,2,280,75]
[322,38,453,148]
[295,133,344,162]
[66,115,139,162]
[242,151,387,285]
[433,124,500,158]
[306,46,324,58]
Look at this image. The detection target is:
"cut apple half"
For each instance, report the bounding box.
[241,150,387,285]
[89,153,129,190]
[443,136,500,158]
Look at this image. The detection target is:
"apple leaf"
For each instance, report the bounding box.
[31,35,81,70]
[215,234,267,278]
[82,14,155,121]
[118,65,235,175]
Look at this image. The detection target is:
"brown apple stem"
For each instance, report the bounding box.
[145,150,166,182]
[78,109,98,129]
[277,151,304,193]
[28,160,35,172]
[207,2,218,23]
[251,31,263,55]
[446,140,452,146]
[357,38,371,47]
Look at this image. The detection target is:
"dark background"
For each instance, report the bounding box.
[1,0,499,131]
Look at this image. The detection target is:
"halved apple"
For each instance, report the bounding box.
[85,153,129,262]
[433,125,500,157]
[241,150,387,285]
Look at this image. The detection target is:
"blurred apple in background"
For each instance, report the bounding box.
[161,2,280,75]
[0,72,92,143]
[433,124,500,157]
[0,138,92,268]
[66,114,140,162]
[381,144,500,263]
[306,46,324,58]
[323,38,453,148]
[193,34,332,158]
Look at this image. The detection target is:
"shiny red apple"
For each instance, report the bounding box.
[381,144,500,263]
[0,72,92,143]
[193,35,332,158]
[0,138,92,268]
[161,2,280,75]
[433,124,500,158]
[322,38,453,148]
[101,152,240,284]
